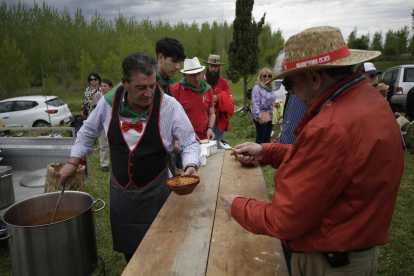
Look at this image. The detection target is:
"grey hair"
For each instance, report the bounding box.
[273,49,285,76]
[122,52,158,83]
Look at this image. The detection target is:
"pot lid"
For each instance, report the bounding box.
[0,166,12,177]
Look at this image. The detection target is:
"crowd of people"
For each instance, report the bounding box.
[59,25,410,276]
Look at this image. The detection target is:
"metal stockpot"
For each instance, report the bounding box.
[0,166,15,209]
[0,191,105,276]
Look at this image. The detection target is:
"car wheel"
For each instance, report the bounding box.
[33,120,51,127]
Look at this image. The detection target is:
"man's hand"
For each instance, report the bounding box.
[213,95,219,104]
[258,117,266,125]
[182,163,198,177]
[207,128,215,140]
[220,194,242,217]
[172,140,179,153]
[59,157,80,186]
[395,112,401,117]
[230,142,264,166]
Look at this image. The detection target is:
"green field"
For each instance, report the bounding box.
[0,61,413,275]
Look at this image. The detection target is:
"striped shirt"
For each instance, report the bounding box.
[277,94,307,144]
[71,94,201,171]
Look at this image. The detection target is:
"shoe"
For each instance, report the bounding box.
[102,167,109,172]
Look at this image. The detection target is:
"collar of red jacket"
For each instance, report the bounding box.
[293,71,365,136]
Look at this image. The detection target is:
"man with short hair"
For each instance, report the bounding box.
[155,37,186,175]
[357,62,381,87]
[221,26,404,275]
[202,54,234,148]
[171,57,216,141]
[59,52,201,264]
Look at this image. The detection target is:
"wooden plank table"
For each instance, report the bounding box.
[122,150,288,276]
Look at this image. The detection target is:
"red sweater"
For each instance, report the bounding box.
[231,72,404,252]
[204,76,234,132]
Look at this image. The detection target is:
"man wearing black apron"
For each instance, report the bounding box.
[59,52,201,263]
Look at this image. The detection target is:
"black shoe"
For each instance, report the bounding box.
[102,167,109,172]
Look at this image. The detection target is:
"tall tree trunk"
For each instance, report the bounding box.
[243,76,248,112]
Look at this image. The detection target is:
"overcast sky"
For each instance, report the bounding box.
[4,0,413,42]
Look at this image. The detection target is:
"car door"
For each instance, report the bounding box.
[402,67,414,96]
[10,101,38,127]
[0,101,14,126]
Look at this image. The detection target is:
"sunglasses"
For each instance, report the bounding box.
[90,78,98,81]
[368,74,378,78]
[282,77,292,91]
[262,75,272,78]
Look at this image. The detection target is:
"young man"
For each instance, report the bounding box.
[202,54,234,148]
[155,37,186,175]
[221,26,404,276]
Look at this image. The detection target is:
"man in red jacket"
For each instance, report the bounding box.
[202,54,234,148]
[221,26,404,276]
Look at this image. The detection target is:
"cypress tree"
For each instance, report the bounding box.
[227,0,265,111]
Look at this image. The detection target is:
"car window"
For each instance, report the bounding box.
[403,68,414,82]
[46,98,65,107]
[0,101,13,113]
[391,69,400,82]
[273,80,282,91]
[382,71,392,80]
[14,101,36,111]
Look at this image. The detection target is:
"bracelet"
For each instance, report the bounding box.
[67,161,79,167]
[207,127,214,131]
[184,165,197,172]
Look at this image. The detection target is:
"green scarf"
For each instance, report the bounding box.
[260,84,272,92]
[179,77,211,94]
[156,72,175,94]
[104,81,159,123]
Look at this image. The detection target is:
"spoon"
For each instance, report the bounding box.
[219,139,248,156]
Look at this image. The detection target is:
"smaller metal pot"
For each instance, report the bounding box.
[0,166,15,209]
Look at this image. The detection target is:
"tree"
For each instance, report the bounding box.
[395,26,409,55]
[227,0,265,111]
[370,31,383,51]
[347,27,357,48]
[0,34,32,97]
[383,29,397,57]
[77,50,96,84]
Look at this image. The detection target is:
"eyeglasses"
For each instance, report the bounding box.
[368,74,378,78]
[282,77,292,91]
[90,78,98,81]
[262,75,272,79]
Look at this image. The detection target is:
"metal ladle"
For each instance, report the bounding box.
[50,183,66,224]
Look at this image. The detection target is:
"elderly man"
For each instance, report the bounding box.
[357,62,381,87]
[171,57,216,141]
[59,52,201,263]
[202,54,234,148]
[221,26,404,276]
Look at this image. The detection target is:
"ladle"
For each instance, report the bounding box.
[51,183,65,223]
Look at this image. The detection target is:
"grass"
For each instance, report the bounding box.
[1,62,413,275]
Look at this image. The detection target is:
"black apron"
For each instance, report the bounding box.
[108,85,171,254]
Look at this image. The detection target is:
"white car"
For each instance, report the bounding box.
[0,96,72,127]
[272,79,288,102]
[381,65,414,109]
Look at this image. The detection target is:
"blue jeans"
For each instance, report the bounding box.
[254,120,273,144]
[213,125,225,149]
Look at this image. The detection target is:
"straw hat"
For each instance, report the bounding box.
[180,57,205,74]
[203,54,226,66]
[269,26,381,81]
[378,83,389,91]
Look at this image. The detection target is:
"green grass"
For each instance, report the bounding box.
[1,66,413,275]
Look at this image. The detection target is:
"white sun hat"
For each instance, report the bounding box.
[180,57,205,74]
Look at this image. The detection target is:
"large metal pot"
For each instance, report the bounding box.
[0,166,15,209]
[0,191,105,276]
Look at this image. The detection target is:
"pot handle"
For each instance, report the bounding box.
[0,173,13,179]
[93,199,106,212]
[0,229,11,240]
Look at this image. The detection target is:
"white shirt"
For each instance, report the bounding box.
[71,94,201,171]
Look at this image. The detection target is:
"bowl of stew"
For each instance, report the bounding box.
[166,175,200,195]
